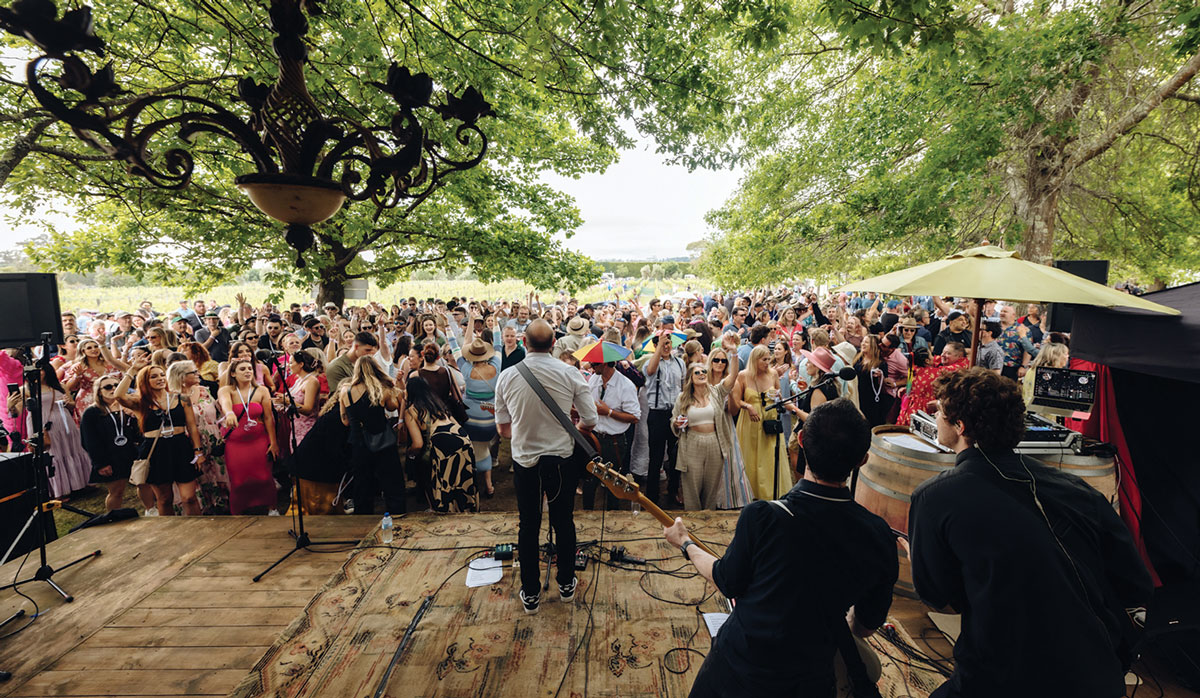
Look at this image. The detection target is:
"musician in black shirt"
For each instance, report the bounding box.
[910,368,1152,698]
[665,398,897,697]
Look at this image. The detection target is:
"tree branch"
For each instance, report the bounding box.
[1068,49,1200,169]
[1171,92,1200,104]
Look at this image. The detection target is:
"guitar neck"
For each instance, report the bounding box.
[634,494,718,558]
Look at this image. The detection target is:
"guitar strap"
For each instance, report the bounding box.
[515,362,598,461]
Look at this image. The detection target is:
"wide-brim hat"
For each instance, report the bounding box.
[898,316,919,329]
[832,341,857,366]
[799,347,837,374]
[567,316,589,336]
[462,338,496,363]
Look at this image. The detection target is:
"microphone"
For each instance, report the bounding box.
[837,366,857,381]
[254,348,284,364]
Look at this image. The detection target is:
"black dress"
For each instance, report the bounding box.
[344,392,405,515]
[139,397,201,485]
[854,360,895,428]
[80,405,142,483]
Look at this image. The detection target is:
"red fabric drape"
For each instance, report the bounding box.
[1066,359,1161,586]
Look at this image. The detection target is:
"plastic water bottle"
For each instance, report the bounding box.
[631,500,641,516]
[381,513,394,544]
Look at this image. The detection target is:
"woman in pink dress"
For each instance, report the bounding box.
[218,359,279,515]
[284,351,321,445]
[25,361,92,497]
[1,349,24,440]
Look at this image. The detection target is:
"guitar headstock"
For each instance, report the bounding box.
[585,460,641,502]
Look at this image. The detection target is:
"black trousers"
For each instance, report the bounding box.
[513,455,578,596]
[581,429,631,510]
[350,443,406,516]
[646,409,679,506]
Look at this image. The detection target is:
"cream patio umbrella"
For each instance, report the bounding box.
[837,245,1180,364]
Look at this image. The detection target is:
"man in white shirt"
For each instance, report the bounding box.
[582,361,641,510]
[496,320,598,615]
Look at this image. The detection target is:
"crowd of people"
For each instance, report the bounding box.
[0,283,1155,698]
[0,286,1069,518]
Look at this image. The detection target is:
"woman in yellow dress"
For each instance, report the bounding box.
[732,344,790,500]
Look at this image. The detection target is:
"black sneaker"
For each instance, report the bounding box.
[519,589,540,615]
[558,576,578,603]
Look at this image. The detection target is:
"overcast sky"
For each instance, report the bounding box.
[0,141,742,260]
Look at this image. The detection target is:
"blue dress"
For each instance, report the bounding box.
[454,354,501,472]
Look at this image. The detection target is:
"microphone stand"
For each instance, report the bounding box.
[0,333,101,603]
[253,352,358,583]
[763,374,844,499]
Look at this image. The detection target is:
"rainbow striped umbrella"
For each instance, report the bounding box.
[573,341,633,363]
[638,331,687,353]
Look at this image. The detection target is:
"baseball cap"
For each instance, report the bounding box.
[947,310,966,322]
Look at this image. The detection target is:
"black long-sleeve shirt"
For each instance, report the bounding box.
[79,405,141,472]
[910,447,1153,698]
[709,480,897,694]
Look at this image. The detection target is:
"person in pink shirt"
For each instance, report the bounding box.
[1,349,25,440]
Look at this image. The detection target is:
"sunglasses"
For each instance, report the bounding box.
[66,339,79,344]
[901,328,916,332]
[711,358,728,364]
[100,384,117,391]
[693,370,707,376]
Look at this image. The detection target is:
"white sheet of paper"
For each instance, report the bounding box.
[703,612,730,638]
[465,557,504,587]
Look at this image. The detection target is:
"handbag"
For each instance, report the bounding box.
[363,424,398,453]
[130,434,160,486]
[762,418,784,435]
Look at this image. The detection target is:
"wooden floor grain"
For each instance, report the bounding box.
[0,515,377,698]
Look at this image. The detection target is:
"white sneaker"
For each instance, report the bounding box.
[268,509,281,516]
[144,508,158,517]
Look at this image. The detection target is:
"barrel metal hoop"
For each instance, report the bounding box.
[1040,465,1116,478]
[858,471,912,503]
[868,444,950,473]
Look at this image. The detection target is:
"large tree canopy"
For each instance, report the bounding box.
[702,0,1200,287]
[0,0,786,302]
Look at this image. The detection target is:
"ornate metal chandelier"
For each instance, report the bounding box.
[0,0,494,267]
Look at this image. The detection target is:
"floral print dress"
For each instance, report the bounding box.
[190,387,230,513]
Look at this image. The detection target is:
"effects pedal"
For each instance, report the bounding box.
[574,548,589,571]
[493,543,514,561]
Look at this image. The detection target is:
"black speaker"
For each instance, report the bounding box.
[1047,260,1109,334]
[0,273,64,347]
[1143,581,1200,692]
[0,453,57,561]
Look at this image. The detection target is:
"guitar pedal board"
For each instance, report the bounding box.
[493,543,514,561]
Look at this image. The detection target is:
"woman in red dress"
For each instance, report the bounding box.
[218,359,279,514]
[897,342,970,426]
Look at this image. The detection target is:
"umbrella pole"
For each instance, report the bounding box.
[968,297,985,367]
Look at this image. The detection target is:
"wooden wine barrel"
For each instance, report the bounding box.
[854,425,957,598]
[1029,452,1118,507]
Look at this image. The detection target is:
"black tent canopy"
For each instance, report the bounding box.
[1071,281,1200,385]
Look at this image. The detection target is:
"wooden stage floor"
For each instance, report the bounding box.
[0,512,1193,698]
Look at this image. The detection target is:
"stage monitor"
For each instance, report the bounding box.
[1047,260,1110,334]
[1029,365,1097,417]
[0,273,63,347]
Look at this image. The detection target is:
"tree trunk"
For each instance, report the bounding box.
[315,273,345,309]
[1006,151,1063,266]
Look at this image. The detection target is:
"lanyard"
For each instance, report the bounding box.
[158,394,175,437]
[109,407,128,446]
[237,386,259,428]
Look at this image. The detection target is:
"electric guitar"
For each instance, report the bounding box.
[584,460,717,557]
